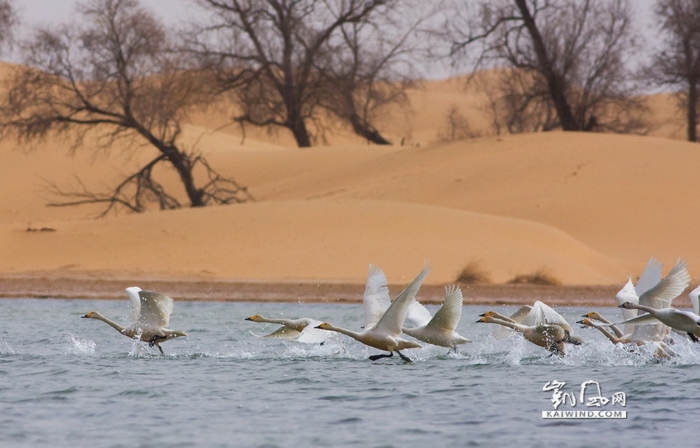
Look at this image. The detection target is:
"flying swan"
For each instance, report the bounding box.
[315,266,430,362]
[81,287,187,354]
[244,315,330,344]
[402,284,471,351]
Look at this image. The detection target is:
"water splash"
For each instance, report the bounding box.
[64,333,96,356]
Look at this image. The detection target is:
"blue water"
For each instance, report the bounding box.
[1,298,699,447]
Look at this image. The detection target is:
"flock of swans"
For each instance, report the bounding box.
[80,259,700,362]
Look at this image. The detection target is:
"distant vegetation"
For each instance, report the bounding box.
[507,268,562,286]
[456,261,492,285]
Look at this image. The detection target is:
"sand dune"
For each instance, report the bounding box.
[1,68,699,290]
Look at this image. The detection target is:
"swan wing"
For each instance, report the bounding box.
[260,326,302,339]
[363,264,392,329]
[374,266,430,335]
[405,300,433,328]
[124,286,142,323]
[615,278,639,321]
[689,285,700,316]
[639,258,690,309]
[136,290,174,328]
[296,320,332,344]
[492,305,531,339]
[522,301,571,330]
[425,285,463,332]
[635,257,663,297]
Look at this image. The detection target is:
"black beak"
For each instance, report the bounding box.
[315,324,322,329]
[81,314,89,318]
[245,317,252,321]
[479,313,486,317]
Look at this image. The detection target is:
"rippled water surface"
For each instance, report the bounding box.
[1,298,699,447]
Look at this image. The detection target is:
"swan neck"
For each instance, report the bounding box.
[326,324,362,339]
[93,313,126,333]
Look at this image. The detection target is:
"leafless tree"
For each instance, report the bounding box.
[187,0,415,147]
[0,0,251,216]
[314,10,425,145]
[647,0,700,142]
[444,0,648,134]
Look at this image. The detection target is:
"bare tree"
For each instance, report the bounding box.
[188,0,413,147]
[0,0,251,216]
[445,0,648,134]
[314,10,424,145]
[647,0,700,142]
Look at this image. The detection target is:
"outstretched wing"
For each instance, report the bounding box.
[373,266,430,335]
[522,301,571,330]
[260,327,301,339]
[405,300,433,328]
[363,264,392,329]
[137,290,174,328]
[639,258,690,309]
[635,258,663,297]
[124,286,142,324]
[615,278,639,322]
[425,285,463,332]
[492,305,531,339]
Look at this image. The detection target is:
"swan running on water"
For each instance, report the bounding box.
[476,314,569,355]
[402,284,471,352]
[315,266,430,362]
[244,315,330,344]
[480,301,583,348]
[82,287,187,354]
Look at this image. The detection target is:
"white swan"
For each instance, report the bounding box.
[315,266,430,362]
[82,287,187,354]
[476,314,568,355]
[594,259,691,342]
[244,315,330,344]
[402,284,471,351]
[484,301,583,345]
[615,258,690,342]
[576,316,675,359]
[618,301,700,342]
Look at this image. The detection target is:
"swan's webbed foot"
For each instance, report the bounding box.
[688,332,699,343]
[397,351,412,363]
[369,352,393,361]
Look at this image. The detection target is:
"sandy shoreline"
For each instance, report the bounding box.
[0,274,651,308]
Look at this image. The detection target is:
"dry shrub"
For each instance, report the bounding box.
[507,268,561,286]
[456,261,492,284]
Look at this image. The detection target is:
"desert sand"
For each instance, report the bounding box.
[0,71,697,306]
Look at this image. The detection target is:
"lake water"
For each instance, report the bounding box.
[1,298,699,448]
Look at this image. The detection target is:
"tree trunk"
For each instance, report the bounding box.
[288,112,312,147]
[349,113,392,145]
[514,0,580,131]
[163,145,206,207]
[687,79,698,142]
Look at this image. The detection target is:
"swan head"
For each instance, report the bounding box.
[479,311,496,318]
[582,311,602,320]
[577,317,593,327]
[245,314,264,322]
[315,322,332,330]
[82,311,99,319]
